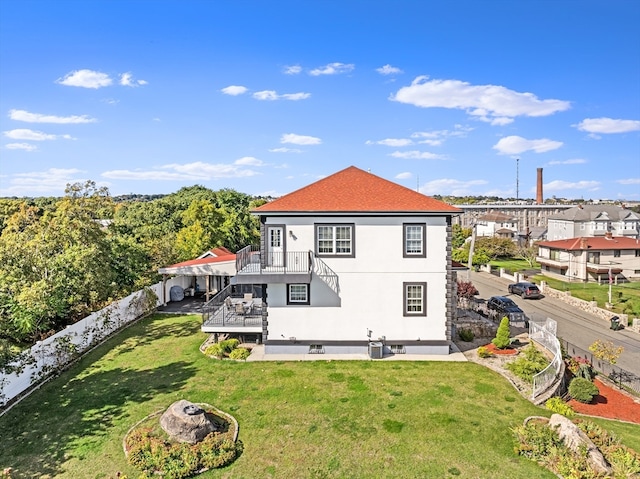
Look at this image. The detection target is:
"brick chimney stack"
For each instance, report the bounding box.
[536,168,543,204]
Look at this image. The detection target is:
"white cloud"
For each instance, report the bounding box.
[253,90,311,101]
[392,76,570,123]
[493,135,563,155]
[0,168,86,196]
[234,156,263,166]
[574,117,640,134]
[3,129,74,141]
[617,178,640,185]
[280,133,322,145]
[57,69,113,88]
[119,72,147,87]
[253,90,278,101]
[5,143,37,151]
[283,65,302,75]
[367,138,414,147]
[103,161,260,181]
[395,172,412,179]
[309,62,354,76]
[545,180,600,192]
[376,64,403,75]
[410,126,472,146]
[280,92,311,100]
[221,85,248,96]
[421,178,488,196]
[9,109,97,124]
[389,150,445,160]
[547,158,587,165]
[269,147,302,153]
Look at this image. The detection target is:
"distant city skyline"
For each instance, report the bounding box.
[1,1,639,200]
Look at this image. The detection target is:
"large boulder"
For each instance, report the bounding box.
[160,400,217,444]
[548,414,611,475]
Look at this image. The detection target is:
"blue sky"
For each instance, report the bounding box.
[1,1,639,200]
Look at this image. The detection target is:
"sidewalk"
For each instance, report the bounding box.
[245,343,468,362]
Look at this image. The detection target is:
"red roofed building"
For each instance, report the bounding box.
[206,166,462,356]
[159,247,236,303]
[537,233,640,283]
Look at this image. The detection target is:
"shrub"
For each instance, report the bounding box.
[545,397,575,418]
[204,343,226,359]
[229,347,250,360]
[492,317,511,349]
[457,328,474,342]
[505,344,549,382]
[576,363,595,381]
[477,346,492,358]
[569,377,599,403]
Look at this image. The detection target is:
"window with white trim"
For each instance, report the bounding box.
[315,224,355,257]
[403,223,426,258]
[403,282,426,316]
[287,284,310,305]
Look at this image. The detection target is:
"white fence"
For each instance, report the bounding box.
[0,278,186,410]
[529,318,563,400]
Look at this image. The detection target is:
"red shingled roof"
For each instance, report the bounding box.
[254,166,461,213]
[165,251,236,269]
[538,236,640,251]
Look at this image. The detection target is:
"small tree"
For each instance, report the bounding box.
[588,340,624,365]
[492,317,511,349]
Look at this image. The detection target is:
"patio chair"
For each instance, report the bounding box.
[243,293,253,301]
[235,302,245,316]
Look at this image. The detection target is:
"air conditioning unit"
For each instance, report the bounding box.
[368,341,383,359]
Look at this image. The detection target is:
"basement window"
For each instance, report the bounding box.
[309,344,324,354]
[390,345,406,354]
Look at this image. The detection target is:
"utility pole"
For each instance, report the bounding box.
[516,158,520,201]
[467,223,477,279]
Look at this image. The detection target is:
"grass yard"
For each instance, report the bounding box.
[489,259,540,274]
[532,274,640,316]
[1,314,639,479]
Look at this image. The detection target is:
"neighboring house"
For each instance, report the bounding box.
[537,233,640,283]
[220,166,462,356]
[546,204,640,241]
[475,211,518,239]
[158,247,236,304]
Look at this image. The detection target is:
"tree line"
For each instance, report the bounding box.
[0,181,265,365]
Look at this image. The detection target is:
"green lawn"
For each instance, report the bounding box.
[532,275,640,316]
[490,258,540,273]
[1,314,638,479]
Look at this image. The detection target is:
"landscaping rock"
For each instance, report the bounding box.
[160,400,217,444]
[548,414,611,475]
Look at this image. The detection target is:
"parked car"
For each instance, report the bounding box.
[508,281,541,299]
[486,296,528,326]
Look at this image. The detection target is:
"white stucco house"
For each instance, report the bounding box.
[219,166,462,356]
[546,204,640,241]
[475,211,518,239]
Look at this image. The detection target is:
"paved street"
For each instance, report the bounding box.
[466,271,640,377]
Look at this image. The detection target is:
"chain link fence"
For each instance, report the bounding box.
[560,339,640,396]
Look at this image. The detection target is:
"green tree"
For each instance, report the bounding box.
[515,244,539,268]
[492,317,511,349]
[452,224,472,249]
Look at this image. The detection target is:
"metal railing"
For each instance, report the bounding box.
[201,284,263,328]
[530,318,563,400]
[235,245,312,275]
[311,254,340,295]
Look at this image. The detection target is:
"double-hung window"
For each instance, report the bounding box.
[403,282,426,316]
[315,224,355,257]
[287,284,310,305]
[403,223,426,257]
